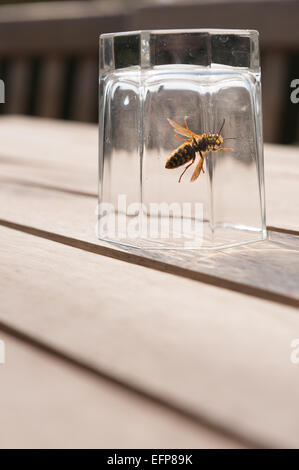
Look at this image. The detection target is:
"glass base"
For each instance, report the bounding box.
[97,219,267,250]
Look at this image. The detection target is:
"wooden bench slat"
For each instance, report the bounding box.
[0,1,126,56]
[1,330,238,448]
[5,59,31,114]
[264,143,299,232]
[0,1,298,55]
[0,225,298,448]
[36,58,65,118]
[71,56,98,122]
[0,116,97,195]
[0,180,298,308]
[262,52,289,143]
[0,116,298,306]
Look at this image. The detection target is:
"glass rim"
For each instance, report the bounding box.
[100,28,259,40]
[100,28,260,71]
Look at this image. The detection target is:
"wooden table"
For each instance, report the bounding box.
[0,115,298,449]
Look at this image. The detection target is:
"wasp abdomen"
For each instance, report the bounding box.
[165,143,195,169]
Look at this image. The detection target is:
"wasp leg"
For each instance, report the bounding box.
[216,148,234,152]
[178,158,195,183]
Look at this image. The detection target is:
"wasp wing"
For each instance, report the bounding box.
[167,118,200,139]
[190,154,205,182]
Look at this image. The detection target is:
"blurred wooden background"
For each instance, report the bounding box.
[0,0,298,144]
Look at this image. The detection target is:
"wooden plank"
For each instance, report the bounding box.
[71,56,98,122]
[0,116,97,196]
[262,52,288,143]
[0,224,299,448]
[5,59,31,114]
[0,117,298,306]
[35,58,65,118]
[0,1,298,56]
[132,1,299,51]
[0,181,298,308]
[0,2,127,56]
[0,330,240,449]
[0,116,298,231]
[264,143,299,233]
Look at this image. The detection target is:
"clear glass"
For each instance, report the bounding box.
[98,29,266,249]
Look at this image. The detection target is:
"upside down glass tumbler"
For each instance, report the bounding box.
[98,29,266,249]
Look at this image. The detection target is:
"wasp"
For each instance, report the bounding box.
[165,117,234,182]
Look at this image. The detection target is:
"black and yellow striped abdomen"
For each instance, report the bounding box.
[165,143,195,169]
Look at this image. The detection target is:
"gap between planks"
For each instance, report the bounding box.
[0,217,298,310]
[0,175,96,199]
[267,226,299,238]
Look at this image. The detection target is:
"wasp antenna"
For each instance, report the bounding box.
[223,137,236,140]
[218,118,225,135]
